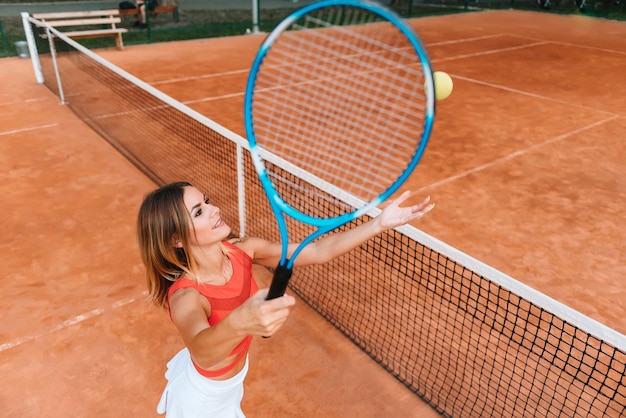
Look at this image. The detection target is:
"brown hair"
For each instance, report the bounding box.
[136,181,196,308]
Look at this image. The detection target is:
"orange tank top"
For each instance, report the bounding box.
[167,241,259,378]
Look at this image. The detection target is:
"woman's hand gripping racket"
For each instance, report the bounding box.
[244,0,436,301]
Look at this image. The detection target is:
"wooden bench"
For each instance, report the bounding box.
[32,10,128,50]
[118,5,179,23]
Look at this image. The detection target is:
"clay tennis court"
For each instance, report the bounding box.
[1,9,625,417]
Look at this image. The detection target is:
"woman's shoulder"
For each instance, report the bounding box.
[168,277,199,297]
[168,283,205,312]
[226,237,281,268]
[225,237,269,258]
[169,284,199,299]
[168,285,211,323]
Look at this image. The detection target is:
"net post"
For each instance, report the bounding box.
[237,143,247,238]
[21,13,44,84]
[46,26,66,104]
[251,0,260,34]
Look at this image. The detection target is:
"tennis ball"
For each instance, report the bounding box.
[426,71,453,101]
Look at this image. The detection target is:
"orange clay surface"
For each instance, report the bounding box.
[1,9,624,417]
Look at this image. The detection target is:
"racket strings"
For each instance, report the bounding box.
[256,27,425,142]
[257,77,412,201]
[258,48,424,139]
[297,13,423,76]
[252,7,429,204]
[261,27,426,122]
[256,67,421,176]
[268,164,354,218]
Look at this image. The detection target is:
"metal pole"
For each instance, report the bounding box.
[46,26,66,104]
[251,0,260,34]
[21,13,44,84]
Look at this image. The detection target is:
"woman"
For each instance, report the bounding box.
[137,181,433,417]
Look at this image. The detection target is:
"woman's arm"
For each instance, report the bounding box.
[243,191,433,268]
[169,287,295,370]
[294,191,433,265]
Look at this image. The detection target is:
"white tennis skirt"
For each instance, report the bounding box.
[157,348,248,418]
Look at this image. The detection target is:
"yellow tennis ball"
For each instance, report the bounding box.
[426,71,453,101]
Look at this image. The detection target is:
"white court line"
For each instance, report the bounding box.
[0,308,104,352]
[0,97,51,107]
[433,41,550,63]
[145,34,621,104]
[539,40,626,56]
[509,34,626,56]
[0,123,58,137]
[417,115,621,193]
[0,292,148,352]
[428,33,505,46]
[176,37,620,122]
[449,74,618,116]
[151,68,249,86]
[183,91,244,105]
[162,36,548,104]
[150,35,508,88]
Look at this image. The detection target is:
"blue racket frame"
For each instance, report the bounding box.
[244,0,435,298]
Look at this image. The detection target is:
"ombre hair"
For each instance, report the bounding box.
[137,181,206,308]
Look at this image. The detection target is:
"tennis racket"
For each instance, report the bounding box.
[244,0,435,300]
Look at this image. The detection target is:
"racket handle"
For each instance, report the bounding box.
[265,265,292,300]
[262,265,293,339]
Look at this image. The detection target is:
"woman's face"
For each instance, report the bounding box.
[182,186,231,246]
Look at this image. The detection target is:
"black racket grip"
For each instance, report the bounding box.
[262,265,292,338]
[265,265,293,300]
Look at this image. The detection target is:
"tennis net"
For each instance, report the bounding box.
[24,15,626,418]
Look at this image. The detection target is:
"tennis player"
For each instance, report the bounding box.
[137,181,433,417]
